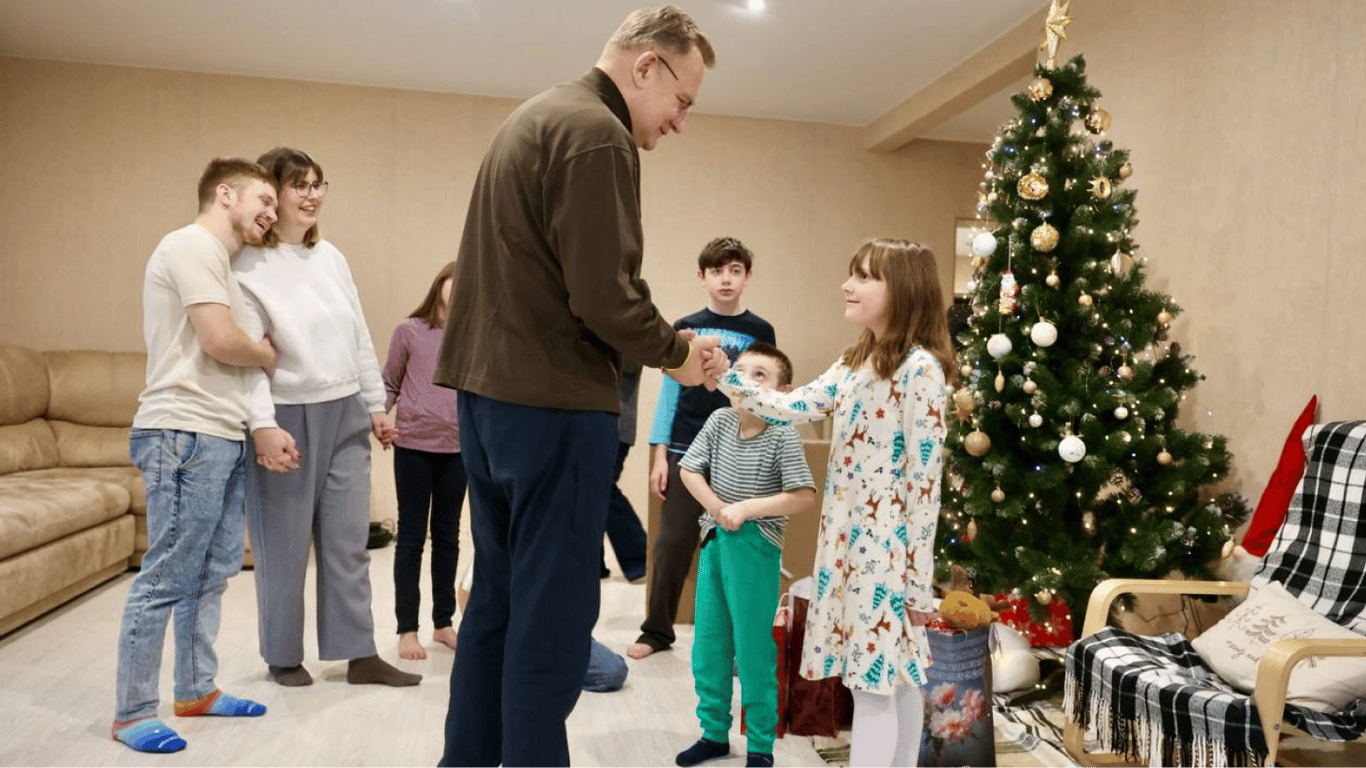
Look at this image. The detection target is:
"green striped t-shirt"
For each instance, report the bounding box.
[679,407,815,549]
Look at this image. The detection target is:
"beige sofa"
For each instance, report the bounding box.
[0,344,147,636]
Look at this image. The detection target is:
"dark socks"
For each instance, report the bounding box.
[676,737,730,766]
[746,752,774,768]
[347,655,421,686]
[268,664,313,687]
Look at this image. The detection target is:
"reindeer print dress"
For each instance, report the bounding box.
[716,347,947,694]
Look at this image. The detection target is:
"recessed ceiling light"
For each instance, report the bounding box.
[747,0,765,11]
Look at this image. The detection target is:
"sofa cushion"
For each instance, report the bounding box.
[11,466,145,516]
[44,350,144,427]
[0,345,49,426]
[50,420,134,469]
[0,419,59,475]
[0,474,131,560]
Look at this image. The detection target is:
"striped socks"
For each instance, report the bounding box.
[174,689,267,717]
[111,719,186,753]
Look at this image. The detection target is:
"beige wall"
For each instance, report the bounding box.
[0,56,984,524]
[1066,0,1366,496]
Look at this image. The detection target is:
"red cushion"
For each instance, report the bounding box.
[1242,395,1317,557]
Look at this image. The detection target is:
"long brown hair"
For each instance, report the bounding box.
[409,261,457,330]
[842,238,956,383]
[256,147,323,248]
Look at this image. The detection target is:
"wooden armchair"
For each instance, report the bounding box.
[1062,421,1366,768]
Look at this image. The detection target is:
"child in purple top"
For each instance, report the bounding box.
[383,261,465,661]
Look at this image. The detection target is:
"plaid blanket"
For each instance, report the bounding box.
[1064,422,1366,767]
[1065,627,1366,767]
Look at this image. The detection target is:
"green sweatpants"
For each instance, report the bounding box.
[692,522,782,754]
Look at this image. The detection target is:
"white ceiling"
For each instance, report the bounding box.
[0,0,1044,142]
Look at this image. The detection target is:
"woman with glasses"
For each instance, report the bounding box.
[235,147,420,689]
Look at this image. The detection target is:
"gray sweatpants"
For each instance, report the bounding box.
[245,393,377,666]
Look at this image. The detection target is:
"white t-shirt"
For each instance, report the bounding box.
[133,223,265,440]
[234,239,385,427]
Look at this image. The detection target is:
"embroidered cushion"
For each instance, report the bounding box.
[1192,581,1366,712]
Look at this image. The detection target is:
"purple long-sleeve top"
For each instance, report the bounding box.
[383,317,461,453]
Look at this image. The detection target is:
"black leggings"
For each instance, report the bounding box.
[392,445,467,633]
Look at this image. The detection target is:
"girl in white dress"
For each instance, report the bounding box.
[716,238,954,767]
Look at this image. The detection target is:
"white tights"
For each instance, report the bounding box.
[849,686,925,767]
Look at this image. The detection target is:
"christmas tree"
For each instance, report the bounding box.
[937,1,1246,637]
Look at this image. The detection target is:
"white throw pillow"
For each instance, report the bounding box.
[1191,581,1366,711]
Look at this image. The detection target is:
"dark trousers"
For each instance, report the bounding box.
[392,445,467,633]
[637,451,705,650]
[439,392,615,768]
[602,442,648,581]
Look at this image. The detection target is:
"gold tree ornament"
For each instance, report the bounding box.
[1078,293,1093,307]
[1039,0,1073,69]
[960,363,974,378]
[1017,172,1050,200]
[1157,449,1173,466]
[1031,222,1060,252]
[965,430,993,457]
[1089,177,1113,199]
[1027,77,1054,102]
[1045,270,1060,288]
[1085,108,1112,134]
[1118,161,1134,179]
[953,388,976,421]
[994,370,1006,392]
[991,487,1006,503]
[1082,511,1096,535]
[1157,309,1173,325]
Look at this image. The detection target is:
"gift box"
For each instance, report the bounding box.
[992,592,1073,647]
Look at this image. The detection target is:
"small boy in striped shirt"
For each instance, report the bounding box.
[674,342,816,768]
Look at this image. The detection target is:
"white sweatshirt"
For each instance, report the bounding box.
[234,239,386,429]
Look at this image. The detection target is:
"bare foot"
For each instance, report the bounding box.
[625,642,658,660]
[432,626,458,651]
[398,632,426,661]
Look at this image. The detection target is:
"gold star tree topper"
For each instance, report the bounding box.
[1040,0,1074,69]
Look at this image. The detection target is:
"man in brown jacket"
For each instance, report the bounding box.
[435,6,724,766]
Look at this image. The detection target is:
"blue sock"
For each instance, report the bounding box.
[676,737,730,766]
[175,690,267,717]
[112,718,187,753]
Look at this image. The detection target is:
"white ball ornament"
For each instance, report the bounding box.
[1114,406,1129,420]
[1028,413,1043,428]
[1030,320,1058,347]
[1059,435,1087,463]
[1022,379,1038,394]
[971,231,999,257]
[987,333,1013,358]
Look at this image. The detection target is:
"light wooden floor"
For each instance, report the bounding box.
[0,544,824,767]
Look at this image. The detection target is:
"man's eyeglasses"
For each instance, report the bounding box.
[654,53,694,110]
[289,180,329,198]
[655,53,678,81]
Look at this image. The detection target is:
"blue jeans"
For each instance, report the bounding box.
[115,429,247,721]
[583,636,629,693]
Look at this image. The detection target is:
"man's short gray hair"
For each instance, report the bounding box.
[608,5,715,68]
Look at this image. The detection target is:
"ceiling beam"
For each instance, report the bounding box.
[864,11,1040,153]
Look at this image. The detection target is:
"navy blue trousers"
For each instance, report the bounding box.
[439,392,615,767]
[603,441,648,581]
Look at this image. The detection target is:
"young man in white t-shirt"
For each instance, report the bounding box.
[111,158,300,754]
